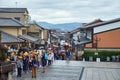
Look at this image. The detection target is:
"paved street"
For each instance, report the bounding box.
[13,60,120,80]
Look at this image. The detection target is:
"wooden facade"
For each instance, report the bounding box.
[85,18,120,49]
[86,28,120,48]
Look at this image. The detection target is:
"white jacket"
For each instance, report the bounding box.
[47,53,54,60]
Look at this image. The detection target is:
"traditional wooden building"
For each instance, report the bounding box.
[85,18,120,49]
[0,8,29,24]
[0,8,38,48]
[0,18,28,36]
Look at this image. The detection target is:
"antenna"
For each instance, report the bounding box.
[15,2,18,8]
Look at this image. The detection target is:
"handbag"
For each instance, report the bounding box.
[34,64,38,68]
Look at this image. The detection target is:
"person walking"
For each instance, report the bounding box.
[17,56,22,77]
[41,50,47,73]
[23,52,29,74]
[31,56,38,78]
[48,50,54,66]
[37,48,42,68]
[66,48,71,61]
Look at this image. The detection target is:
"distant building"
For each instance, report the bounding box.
[27,22,44,39]
[27,22,49,48]
[48,29,65,45]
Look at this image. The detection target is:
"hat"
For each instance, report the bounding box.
[24,52,28,56]
[34,51,38,55]
[31,51,37,55]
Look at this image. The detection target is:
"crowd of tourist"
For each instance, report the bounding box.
[5,44,72,78]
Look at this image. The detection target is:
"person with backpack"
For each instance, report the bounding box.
[41,49,48,73]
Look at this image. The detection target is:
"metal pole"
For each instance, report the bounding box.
[0,31,1,44]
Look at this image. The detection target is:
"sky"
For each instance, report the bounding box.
[0,0,120,24]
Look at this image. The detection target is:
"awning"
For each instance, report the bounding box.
[19,34,38,43]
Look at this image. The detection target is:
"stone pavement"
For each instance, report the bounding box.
[12,60,120,80]
[81,67,120,80]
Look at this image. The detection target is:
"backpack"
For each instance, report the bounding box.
[44,53,48,59]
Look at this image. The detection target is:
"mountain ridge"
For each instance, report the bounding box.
[37,21,82,31]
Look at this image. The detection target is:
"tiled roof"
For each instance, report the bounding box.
[19,34,38,42]
[1,31,24,43]
[0,18,26,27]
[70,18,120,34]
[84,19,103,26]
[28,22,45,30]
[84,18,120,28]
[0,8,28,13]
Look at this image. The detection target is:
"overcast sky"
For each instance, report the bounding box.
[0,0,120,23]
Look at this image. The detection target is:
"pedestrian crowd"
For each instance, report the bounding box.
[5,44,72,78]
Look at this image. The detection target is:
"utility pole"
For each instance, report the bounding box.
[0,31,1,44]
[94,35,100,55]
[15,2,18,8]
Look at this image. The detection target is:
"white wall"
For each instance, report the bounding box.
[94,21,120,34]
